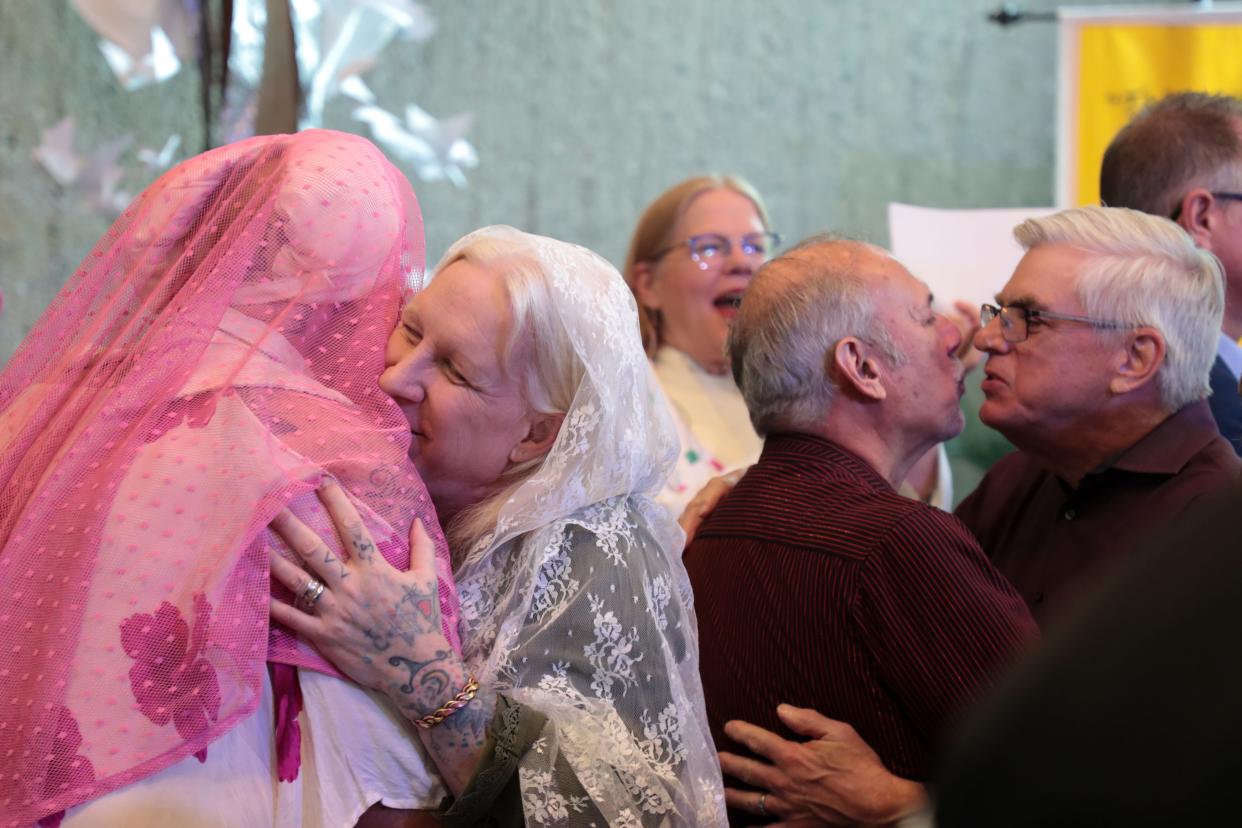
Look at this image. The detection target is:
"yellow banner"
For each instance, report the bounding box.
[1060,11,1242,206]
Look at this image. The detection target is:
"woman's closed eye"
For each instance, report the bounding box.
[442,360,473,387]
[402,323,422,344]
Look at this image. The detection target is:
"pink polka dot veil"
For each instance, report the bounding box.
[0,130,460,825]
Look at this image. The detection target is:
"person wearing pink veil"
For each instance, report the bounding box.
[0,130,461,826]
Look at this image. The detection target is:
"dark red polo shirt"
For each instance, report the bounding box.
[684,433,1037,800]
[956,400,1241,625]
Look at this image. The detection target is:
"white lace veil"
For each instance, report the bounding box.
[446,226,726,825]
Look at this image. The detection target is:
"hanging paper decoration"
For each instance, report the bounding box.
[63,0,478,186]
[32,117,134,216]
[354,104,478,188]
[137,134,183,170]
[70,0,198,90]
[296,0,437,128]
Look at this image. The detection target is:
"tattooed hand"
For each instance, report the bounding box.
[269,482,460,710]
[270,482,491,794]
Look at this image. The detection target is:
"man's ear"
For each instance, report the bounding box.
[509,411,565,464]
[632,261,661,311]
[1177,189,1216,250]
[830,338,886,402]
[1109,327,1166,396]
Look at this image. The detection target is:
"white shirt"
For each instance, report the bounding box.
[652,346,763,469]
[62,669,444,827]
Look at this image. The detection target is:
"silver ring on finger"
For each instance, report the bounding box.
[757,792,768,817]
[298,577,326,611]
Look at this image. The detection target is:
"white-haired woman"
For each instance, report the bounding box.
[271,226,727,826]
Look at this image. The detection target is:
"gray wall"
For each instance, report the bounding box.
[4,0,1172,362]
[0,0,1165,492]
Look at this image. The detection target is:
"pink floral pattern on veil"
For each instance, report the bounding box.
[34,706,96,828]
[120,595,220,762]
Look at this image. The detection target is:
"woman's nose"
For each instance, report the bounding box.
[724,242,759,273]
[379,348,428,403]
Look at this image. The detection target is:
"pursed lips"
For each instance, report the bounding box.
[981,366,1008,393]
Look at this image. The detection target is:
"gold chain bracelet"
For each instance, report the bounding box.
[414,675,481,730]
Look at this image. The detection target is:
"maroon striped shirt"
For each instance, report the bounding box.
[685,433,1037,794]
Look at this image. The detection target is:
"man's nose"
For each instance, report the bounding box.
[937,314,963,355]
[974,311,1008,353]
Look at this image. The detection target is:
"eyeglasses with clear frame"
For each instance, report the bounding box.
[1169,192,1242,222]
[980,303,1131,343]
[651,231,783,271]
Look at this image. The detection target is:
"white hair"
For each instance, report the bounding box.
[1014,206,1224,410]
[431,226,583,552]
[730,237,901,436]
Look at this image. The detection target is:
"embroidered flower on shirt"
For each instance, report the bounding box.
[120,593,220,758]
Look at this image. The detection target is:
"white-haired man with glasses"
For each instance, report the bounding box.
[713,206,1241,825]
[954,205,1240,622]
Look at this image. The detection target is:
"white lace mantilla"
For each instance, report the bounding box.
[442,227,726,826]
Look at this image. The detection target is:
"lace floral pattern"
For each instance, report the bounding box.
[643,573,672,632]
[639,703,688,772]
[445,227,726,825]
[519,769,590,824]
[584,592,643,701]
[527,534,581,625]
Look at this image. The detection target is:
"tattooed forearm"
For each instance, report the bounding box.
[424,686,493,751]
[390,656,492,794]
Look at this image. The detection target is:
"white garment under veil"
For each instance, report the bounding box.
[445,227,727,826]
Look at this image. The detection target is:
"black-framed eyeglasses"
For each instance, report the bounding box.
[651,231,782,271]
[1169,192,1242,221]
[980,303,1131,344]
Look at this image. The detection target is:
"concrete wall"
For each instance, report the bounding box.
[0,0,1167,491]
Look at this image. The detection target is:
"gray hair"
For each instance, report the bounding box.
[431,226,583,553]
[729,236,900,436]
[1013,206,1224,410]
